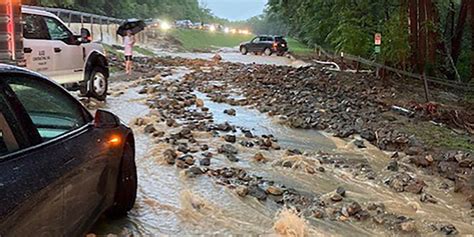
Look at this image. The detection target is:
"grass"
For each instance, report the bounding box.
[168,29,315,55]
[169,29,253,51]
[286,38,314,56]
[403,121,474,151]
[102,43,122,57]
[102,43,155,57]
[102,44,122,73]
[134,46,155,56]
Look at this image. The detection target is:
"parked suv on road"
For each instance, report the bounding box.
[0,2,109,101]
[240,35,288,56]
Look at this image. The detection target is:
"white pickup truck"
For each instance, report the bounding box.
[0,2,109,100]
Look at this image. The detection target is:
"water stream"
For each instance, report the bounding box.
[89,66,473,236]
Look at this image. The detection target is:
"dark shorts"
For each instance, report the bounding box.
[125,55,133,61]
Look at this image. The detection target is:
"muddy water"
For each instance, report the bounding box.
[90,68,473,236]
[155,50,310,67]
[192,91,335,152]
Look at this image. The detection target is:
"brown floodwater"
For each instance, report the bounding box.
[89,66,473,236]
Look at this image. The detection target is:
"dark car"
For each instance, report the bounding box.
[0,64,137,236]
[240,35,288,56]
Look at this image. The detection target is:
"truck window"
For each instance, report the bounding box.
[44,17,72,41]
[23,14,50,40]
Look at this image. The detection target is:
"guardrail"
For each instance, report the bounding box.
[24,5,149,45]
[312,44,474,93]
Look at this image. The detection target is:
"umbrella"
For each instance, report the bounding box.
[117,19,146,37]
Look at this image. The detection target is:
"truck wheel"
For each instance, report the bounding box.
[264,48,273,56]
[86,67,108,101]
[240,46,248,55]
[107,141,137,217]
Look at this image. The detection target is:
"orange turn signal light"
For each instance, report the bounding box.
[108,135,122,146]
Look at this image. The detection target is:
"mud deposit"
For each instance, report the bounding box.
[88,59,473,236]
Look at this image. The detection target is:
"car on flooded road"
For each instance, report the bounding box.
[0,64,137,236]
[240,35,288,56]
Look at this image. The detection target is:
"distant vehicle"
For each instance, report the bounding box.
[145,18,160,28]
[175,20,193,28]
[192,22,203,29]
[0,65,137,236]
[202,23,211,30]
[240,35,288,56]
[0,1,110,101]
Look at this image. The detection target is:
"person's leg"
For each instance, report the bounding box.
[125,56,131,74]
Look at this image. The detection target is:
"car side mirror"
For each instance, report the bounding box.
[94,109,120,128]
[80,28,92,43]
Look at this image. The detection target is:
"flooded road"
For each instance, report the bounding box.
[89,56,473,236]
[155,49,310,67]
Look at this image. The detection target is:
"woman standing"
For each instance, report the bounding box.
[124,30,135,75]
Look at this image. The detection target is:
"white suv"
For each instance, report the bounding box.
[21,7,109,100]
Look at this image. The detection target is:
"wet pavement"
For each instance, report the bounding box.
[154,48,310,67]
[88,54,473,236]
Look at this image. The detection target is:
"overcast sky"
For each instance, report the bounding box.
[200,0,268,21]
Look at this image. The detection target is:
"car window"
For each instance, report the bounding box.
[0,95,19,156]
[22,14,50,40]
[252,37,260,43]
[275,37,285,42]
[44,17,73,41]
[6,77,87,141]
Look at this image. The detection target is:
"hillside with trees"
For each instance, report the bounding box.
[23,0,215,22]
[256,0,473,83]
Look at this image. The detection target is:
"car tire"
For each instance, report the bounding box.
[264,48,272,56]
[240,46,248,55]
[106,141,137,217]
[81,67,108,101]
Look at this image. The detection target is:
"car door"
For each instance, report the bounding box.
[2,74,111,235]
[22,13,55,75]
[0,79,66,236]
[260,37,272,51]
[249,37,260,52]
[43,15,85,84]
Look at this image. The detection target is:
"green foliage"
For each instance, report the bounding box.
[264,0,472,80]
[327,18,372,56]
[286,38,313,55]
[35,0,214,22]
[381,10,410,67]
[265,0,400,58]
[404,122,474,152]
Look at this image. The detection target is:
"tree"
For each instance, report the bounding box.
[471,0,474,81]
[451,0,469,65]
[264,0,473,82]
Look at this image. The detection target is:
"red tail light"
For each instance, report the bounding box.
[6,0,16,60]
